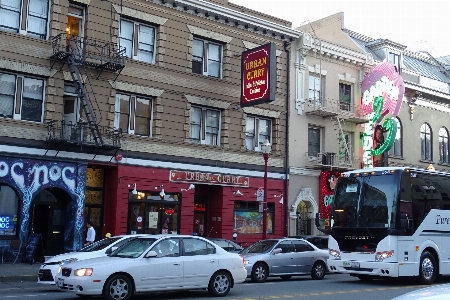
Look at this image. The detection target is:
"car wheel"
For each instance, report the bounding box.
[311,261,326,280]
[280,275,292,280]
[208,271,231,297]
[419,251,437,285]
[251,262,268,283]
[103,274,133,300]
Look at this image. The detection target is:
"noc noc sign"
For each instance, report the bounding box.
[240,42,276,107]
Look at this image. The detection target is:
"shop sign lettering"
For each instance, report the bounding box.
[170,170,249,187]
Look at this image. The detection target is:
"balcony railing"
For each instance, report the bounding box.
[46,120,122,149]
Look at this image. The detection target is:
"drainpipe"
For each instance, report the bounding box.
[283,40,291,238]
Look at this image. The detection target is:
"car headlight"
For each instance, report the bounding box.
[74,268,93,276]
[60,258,78,265]
[57,266,62,274]
[375,250,394,262]
[329,248,341,260]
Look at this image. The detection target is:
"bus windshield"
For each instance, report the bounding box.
[332,173,400,229]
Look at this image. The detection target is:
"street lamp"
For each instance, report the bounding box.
[261,139,271,239]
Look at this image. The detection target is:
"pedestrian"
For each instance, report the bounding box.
[84,221,96,247]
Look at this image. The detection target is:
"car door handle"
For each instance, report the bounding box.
[210,260,216,263]
[173,263,180,265]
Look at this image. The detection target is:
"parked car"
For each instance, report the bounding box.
[205,237,243,253]
[38,234,148,285]
[391,283,450,299]
[289,235,329,249]
[240,238,328,283]
[55,235,247,299]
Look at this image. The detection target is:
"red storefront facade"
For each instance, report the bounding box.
[100,164,286,247]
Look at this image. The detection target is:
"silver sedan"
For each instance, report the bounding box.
[240,238,328,283]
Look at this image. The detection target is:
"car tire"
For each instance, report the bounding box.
[208,271,231,297]
[251,262,268,283]
[280,275,292,280]
[311,261,326,280]
[418,251,437,285]
[103,274,133,300]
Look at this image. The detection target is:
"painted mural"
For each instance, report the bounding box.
[0,157,86,252]
[319,170,341,219]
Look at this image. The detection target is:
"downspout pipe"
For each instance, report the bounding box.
[283,40,291,238]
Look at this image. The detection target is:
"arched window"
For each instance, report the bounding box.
[0,184,19,236]
[420,123,432,161]
[388,117,402,156]
[439,127,449,164]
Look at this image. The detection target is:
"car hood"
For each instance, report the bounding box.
[240,253,267,259]
[391,283,450,299]
[58,256,135,269]
[43,251,104,264]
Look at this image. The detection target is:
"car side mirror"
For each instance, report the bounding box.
[272,248,282,255]
[145,250,158,258]
[106,246,118,255]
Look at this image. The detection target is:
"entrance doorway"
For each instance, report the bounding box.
[193,196,207,236]
[31,189,68,256]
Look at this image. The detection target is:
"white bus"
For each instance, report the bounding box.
[316,167,450,284]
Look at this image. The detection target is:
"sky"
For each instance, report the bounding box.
[230,0,450,57]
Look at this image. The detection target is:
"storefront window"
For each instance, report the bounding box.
[0,185,19,236]
[233,201,274,234]
[128,191,179,235]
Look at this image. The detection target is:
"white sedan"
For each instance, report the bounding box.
[55,235,247,299]
[38,234,149,284]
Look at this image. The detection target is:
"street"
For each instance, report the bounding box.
[1,273,445,300]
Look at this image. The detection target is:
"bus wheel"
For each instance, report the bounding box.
[418,251,436,285]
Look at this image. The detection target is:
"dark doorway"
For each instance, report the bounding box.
[193,195,207,236]
[31,189,68,256]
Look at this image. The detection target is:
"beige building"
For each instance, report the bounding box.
[288,12,450,236]
[0,0,299,256]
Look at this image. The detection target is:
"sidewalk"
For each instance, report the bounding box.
[0,261,40,282]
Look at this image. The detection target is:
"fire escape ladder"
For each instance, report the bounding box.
[67,56,104,146]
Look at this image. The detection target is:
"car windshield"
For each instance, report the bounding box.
[240,240,279,254]
[111,238,157,258]
[78,237,122,252]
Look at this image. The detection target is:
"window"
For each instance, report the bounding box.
[308,74,325,106]
[339,131,352,165]
[388,117,402,157]
[308,126,321,157]
[439,127,449,164]
[420,123,432,161]
[114,93,153,136]
[389,52,400,73]
[233,201,274,234]
[0,72,44,122]
[0,184,19,236]
[119,19,156,63]
[0,0,49,38]
[192,38,222,78]
[246,116,271,151]
[339,82,352,111]
[190,106,220,145]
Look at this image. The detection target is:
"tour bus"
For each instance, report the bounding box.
[316,167,450,284]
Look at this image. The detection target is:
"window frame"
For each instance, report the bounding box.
[338,82,352,111]
[245,115,272,151]
[439,127,449,164]
[0,0,50,39]
[114,93,154,137]
[339,131,353,165]
[0,184,20,237]
[389,52,400,73]
[189,106,221,146]
[308,126,322,158]
[192,37,223,78]
[388,117,402,157]
[119,18,156,64]
[308,74,325,106]
[233,201,274,235]
[0,71,45,122]
[420,123,432,161]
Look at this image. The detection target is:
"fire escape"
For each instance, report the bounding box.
[47,33,126,150]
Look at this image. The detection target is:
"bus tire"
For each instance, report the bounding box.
[418,251,437,285]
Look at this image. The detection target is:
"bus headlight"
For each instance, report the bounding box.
[329,249,341,260]
[375,250,394,262]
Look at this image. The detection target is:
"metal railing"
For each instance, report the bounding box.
[47,120,122,149]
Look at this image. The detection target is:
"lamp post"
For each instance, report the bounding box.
[261,139,271,240]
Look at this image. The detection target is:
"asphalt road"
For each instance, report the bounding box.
[0,273,447,300]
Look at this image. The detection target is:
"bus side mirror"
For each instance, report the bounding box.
[315,213,331,234]
[400,214,412,229]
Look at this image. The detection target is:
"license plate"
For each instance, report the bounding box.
[343,261,360,268]
[57,278,64,288]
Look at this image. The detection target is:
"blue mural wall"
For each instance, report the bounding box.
[0,156,86,252]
